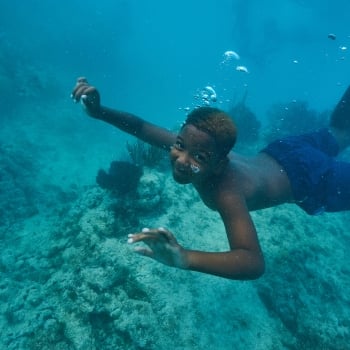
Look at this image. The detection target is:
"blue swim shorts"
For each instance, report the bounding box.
[261,128,350,215]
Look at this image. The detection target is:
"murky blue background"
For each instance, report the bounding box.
[3,0,349,125]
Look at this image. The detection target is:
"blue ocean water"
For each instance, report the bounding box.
[3,0,350,121]
[1,1,350,349]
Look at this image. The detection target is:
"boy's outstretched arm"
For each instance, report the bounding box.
[71,77,177,150]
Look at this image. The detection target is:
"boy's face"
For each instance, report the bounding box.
[169,124,222,184]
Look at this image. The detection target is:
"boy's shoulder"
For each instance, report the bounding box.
[204,167,247,210]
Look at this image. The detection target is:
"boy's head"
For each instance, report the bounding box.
[183,107,237,158]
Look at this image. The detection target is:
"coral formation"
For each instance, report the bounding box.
[126,139,167,169]
[96,161,143,194]
[2,173,349,349]
[0,142,39,230]
[228,97,261,146]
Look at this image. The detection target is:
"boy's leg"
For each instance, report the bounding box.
[325,160,350,212]
[330,85,350,150]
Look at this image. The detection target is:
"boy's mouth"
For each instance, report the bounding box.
[172,165,192,183]
[174,165,189,176]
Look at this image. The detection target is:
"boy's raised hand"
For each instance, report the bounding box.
[71,77,101,118]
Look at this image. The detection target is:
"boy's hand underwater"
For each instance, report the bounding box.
[128,227,188,269]
[71,77,101,118]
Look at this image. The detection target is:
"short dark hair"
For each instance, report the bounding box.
[183,107,237,156]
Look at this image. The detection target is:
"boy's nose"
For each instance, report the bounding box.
[176,152,191,166]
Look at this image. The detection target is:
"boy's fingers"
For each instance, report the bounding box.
[71,84,87,100]
[133,246,153,257]
[127,229,169,244]
[128,232,159,243]
[157,227,176,242]
[71,77,90,99]
[82,86,97,96]
[72,86,96,101]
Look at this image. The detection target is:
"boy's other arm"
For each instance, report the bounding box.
[184,192,265,280]
[129,192,265,280]
[71,77,176,150]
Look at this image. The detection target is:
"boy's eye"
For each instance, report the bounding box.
[174,141,184,150]
[194,153,208,163]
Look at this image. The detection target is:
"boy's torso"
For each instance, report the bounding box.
[196,152,294,212]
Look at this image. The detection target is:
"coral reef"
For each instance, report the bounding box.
[0,142,39,230]
[228,96,261,147]
[1,165,350,349]
[96,161,143,194]
[134,169,165,211]
[253,207,350,349]
[126,139,167,169]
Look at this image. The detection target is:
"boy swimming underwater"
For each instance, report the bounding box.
[72,78,350,280]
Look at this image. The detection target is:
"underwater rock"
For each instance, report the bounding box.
[135,169,165,211]
[96,161,143,194]
[0,143,39,227]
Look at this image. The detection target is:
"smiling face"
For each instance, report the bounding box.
[169,124,223,184]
